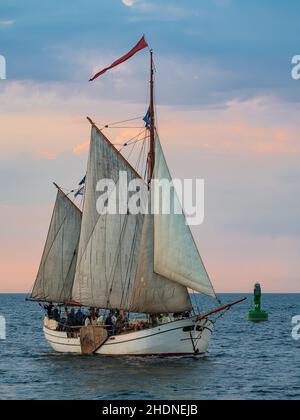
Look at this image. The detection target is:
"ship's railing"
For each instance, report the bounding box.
[44,316,190,335]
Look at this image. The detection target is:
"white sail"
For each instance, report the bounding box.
[130,201,192,314]
[72,127,144,310]
[31,189,82,303]
[153,136,216,299]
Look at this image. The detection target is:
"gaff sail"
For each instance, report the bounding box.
[31,189,82,303]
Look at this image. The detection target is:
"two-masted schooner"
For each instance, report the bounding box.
[28,37,245,356]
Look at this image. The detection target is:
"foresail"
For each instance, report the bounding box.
[31,190,82,303]
[131,201,192,314]
[72,127,144,310]
[153,136,216,299]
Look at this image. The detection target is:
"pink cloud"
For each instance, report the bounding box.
[33,150,57,160]
[73,141,89,155]
[158,114,299,157]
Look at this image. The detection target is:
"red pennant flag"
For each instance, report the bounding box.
[89,36,149,82]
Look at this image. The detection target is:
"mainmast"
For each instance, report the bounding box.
[148,49,155,185]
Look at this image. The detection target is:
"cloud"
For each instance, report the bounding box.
[33,150,57,160]
[73,141,89,156]
[128,2,196,22]
[0,19,15,26]
[122,0,135,7]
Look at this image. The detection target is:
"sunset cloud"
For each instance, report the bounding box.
[0,19,15,26]
[33,150,57,160]
[73,141,89,155]
[122,0,135,6]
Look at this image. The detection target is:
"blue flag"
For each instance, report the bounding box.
[74,186,84,198]
[143,107,150,128]
[79,176,86,186]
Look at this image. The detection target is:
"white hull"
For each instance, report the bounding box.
[43,317,213,357]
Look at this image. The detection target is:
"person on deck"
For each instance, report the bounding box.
[105,310,116,336]
[44,302,54,319]
[75,309,85,326]
[91,316,97,326]
[173,312,184,320]
[150,314,158,327]
[84,316,91,327]
[89,308,98,327]
[115,310,129,334]
[89,308,97,326]
[97,313,105,326]
[53,307,60,323]
[121,310,129,329]
[67,309,76,326]
[161,314,172,324]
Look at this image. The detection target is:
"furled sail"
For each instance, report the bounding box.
[153,136,216,299]
[130,200,192,313]
[31,189,82,303]
[72,126,144,310]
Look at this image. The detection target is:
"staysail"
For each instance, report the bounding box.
[153,136,216,299]
[31,189,82,303]
[130,201,192,313]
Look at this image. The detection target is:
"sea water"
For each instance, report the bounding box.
[0,293,299,400]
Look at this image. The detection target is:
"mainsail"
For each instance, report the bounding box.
[31,189,82,303]
[72,126,144,310]
[153,137,216,299]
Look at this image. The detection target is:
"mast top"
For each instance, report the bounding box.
[148,49,155,185]
[52,182,82,214]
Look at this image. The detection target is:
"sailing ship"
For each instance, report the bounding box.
[28,39,245,357]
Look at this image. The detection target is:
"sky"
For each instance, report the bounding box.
[0,0,300,293]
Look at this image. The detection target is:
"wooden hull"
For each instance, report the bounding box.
[43,317,213,357]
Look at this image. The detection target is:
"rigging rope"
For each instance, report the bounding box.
[96,116,144,130]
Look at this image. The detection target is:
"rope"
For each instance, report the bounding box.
[119,128,147,152]
[103,116,144,128]
[105,126,145,130]
[210,306,231,324]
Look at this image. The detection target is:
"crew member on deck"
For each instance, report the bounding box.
[97,313,105,326]
[75,309,85,326]
[67,308,76,326]
[53,307,60,323]
[84,316,91,327]
[115,310,129,333]
[150,314,158,327]
[43,302,54,318]
[160,313,172,324]
[105,310,116,335]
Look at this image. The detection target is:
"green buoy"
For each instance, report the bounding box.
[247,283,268,322]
